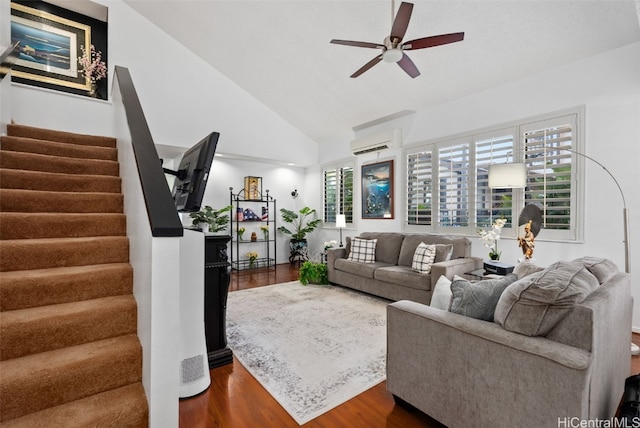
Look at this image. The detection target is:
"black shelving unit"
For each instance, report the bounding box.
[229,186,276,271]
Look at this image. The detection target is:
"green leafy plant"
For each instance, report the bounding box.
[277,207,322,240]
[190,205,232,232]
[298,261,328,285]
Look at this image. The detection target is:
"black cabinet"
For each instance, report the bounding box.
[204,234,233,368]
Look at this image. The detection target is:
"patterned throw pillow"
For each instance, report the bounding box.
[347,237,377,263]
[412,242,437,274]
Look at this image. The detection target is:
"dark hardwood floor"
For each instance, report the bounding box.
[179,263,640,427]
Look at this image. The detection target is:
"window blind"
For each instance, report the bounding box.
[406,150,433,225]
[438,143,470,227]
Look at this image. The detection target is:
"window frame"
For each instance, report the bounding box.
[403,108,584,242]
[322,160,355,227]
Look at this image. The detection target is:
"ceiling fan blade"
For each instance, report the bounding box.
[390,2,413,43]
[350,55,383,78]
[397,53,420,78]
[330,39,385,49]
[402,32,465,50]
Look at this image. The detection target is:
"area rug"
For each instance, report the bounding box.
[226,281,388,425]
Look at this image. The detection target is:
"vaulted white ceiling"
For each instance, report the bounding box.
[125,0,640,143]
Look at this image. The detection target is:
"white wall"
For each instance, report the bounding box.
[7,0,319,167]
[0,0,11,134]
[309,41,640,327]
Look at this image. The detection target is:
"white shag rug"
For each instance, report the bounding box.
[226,281,388,425]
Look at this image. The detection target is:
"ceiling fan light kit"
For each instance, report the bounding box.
[330,1,464,78]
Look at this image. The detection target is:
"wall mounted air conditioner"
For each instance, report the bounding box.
[350,128,401,156]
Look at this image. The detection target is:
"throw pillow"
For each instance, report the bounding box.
[412,242,437,274]
[434,244,454,263]
[572,256,619,284]
[449,274,518,321]
[513,261,545,279]
[430,275,452,310]
[494,261,599,336]
[347,237,377,263]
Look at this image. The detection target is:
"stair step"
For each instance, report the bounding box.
[1,295,137,360]
[0,263,133,311]
[0,334,142,422]
[0,382,148,428]
[7,124,117,148]
[0,150,119,176]
[0,189,123,213]
[0,213,126,240]
[0,168,121,193]
[0,135,117,161]
[0,236,129,272]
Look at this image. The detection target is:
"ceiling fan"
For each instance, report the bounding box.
[330,1,464,78]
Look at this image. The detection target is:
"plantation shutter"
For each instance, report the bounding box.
[339,166,354,223]
[323,168,337,223]
[438,143,470,227]
[406,150,433,225]
[521,114,577,239]
[323,164,354,224]
[474,130,516,228]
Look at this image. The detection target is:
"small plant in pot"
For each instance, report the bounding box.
[298,260,328,285]
[277,207,322,254]
[190,205,232,233]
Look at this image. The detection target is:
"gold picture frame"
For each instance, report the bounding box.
[244,176,262,200]
[10,1,107,98]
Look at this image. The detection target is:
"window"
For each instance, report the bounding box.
[521,114,578,240]
[406,150,433,225]
[404,109,582,241]
[323,163,354,224]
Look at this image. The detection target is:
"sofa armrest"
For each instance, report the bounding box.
[327,247,347,283]
[430,256,483,287]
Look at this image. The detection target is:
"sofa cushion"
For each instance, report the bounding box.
[431,275,453,310]
[572,256,618,284]
[494,261,599,336]
[449,274,518,321]
[335,258,392,279]
[412,243,437,274]
[374,266,432,291]
[347,237,377,263]
[398,234,458,266]
[513,262,545,279]
[347,232,405,264]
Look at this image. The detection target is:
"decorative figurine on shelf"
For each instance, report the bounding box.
[250,232,257,242]
[517,204,543,261]
[518,220,535,259]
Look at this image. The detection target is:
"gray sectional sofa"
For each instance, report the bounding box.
[326,232,482,304]
[387,257,632,427]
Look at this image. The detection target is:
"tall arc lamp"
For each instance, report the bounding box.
[489,148,634,352]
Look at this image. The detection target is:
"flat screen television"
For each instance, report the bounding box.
[166,132,219,212]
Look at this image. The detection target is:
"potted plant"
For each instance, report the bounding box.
[298,261,329,285]
[277,207,322,258]
[190,205,232,233]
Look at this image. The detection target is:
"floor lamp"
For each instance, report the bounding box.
[489,149,634,352]
[336,214,346,247]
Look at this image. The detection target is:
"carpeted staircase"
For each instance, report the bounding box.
[0,124,148,427]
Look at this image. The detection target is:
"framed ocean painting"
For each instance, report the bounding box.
[361,160,394,219]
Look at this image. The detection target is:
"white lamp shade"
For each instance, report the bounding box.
[488,163,527,189]
[336,214,347,228]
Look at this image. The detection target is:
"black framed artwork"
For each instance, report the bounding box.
[361,160,394,219]
[10,1,108,99]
